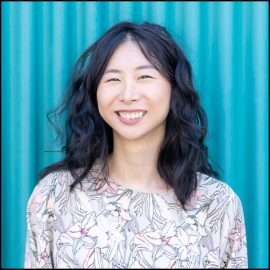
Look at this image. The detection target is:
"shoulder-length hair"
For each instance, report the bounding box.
[40,21,220,209]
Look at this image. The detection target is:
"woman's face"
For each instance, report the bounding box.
[97,40,171,142]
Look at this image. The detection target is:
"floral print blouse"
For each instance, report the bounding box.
[24,163,248,268]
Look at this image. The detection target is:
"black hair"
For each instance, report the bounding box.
[40,21,220,209]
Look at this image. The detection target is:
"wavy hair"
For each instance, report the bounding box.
[40,21,220,209]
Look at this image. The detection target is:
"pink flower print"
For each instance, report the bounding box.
[133,222,177,255]
[56,236,76,268]
[67,212,96,238]
[187,189,207,208]
[28,187,43,212]
[203,248,220,268]
[106,202,133,221]
[129,257,145,268]
[106,195,132,221]
[96,178,118,194]
[89,215,124,249]
[133,233,154,253]
[169,226,200,263]
[235,219,246,238]
[132,222,199,267]
[184,210,208,237]
[90,170,103,178]
[143,231,163,246]
[228,218,246,253]
[35,234,51,268]
[57,232,73,248]
[37,196,56,223]
[83,248,95,268]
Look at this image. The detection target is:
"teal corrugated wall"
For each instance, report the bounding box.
[1,1,268,268]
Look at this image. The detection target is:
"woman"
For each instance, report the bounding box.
[25,21,248,268]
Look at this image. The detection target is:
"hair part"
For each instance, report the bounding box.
[39,21,220,209]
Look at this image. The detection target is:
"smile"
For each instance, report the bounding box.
[115,111,147,125]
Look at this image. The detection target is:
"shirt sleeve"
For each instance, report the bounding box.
[221,193,248,268]
[24,175,56,268]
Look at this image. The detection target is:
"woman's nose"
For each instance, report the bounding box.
[120,81,140,103]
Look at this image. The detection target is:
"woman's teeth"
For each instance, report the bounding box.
[118,111,145,120]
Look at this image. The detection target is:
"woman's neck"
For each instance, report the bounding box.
[107,133,169,193]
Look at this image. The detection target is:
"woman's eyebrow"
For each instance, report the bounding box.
[104,65,155,74]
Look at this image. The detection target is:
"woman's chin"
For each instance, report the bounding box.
[113,129,148,141]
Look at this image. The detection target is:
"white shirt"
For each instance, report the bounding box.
[25,162,248,268]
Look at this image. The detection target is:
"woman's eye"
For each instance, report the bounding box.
[138,75,152,80]
[106,78,120,82]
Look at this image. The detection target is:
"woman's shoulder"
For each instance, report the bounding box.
[36,170,73,195]
[197,172,240,197]
[29,161,104,201]
[38,169,73,187]
[193,172,244,211]
[27,170,72,208]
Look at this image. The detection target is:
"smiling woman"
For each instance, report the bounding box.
[24,21,248,268]
[97,40,171,146]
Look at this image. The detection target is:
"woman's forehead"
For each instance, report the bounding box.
[105,41,152,68]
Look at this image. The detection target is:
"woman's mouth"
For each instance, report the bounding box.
[115,111,147,125]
